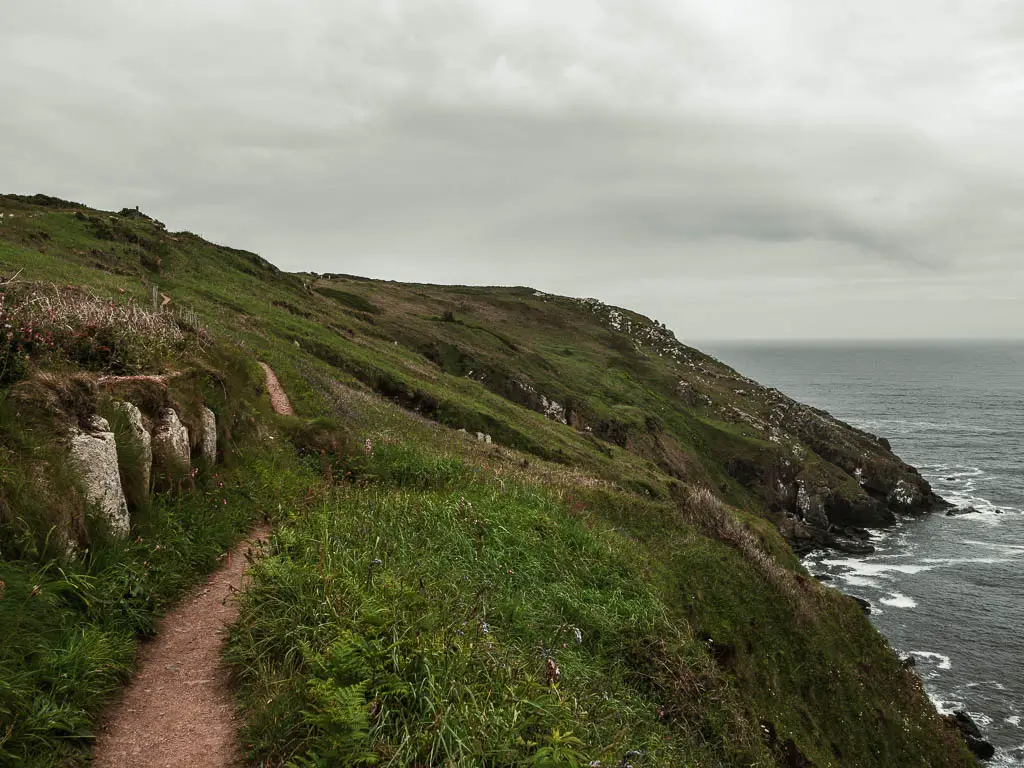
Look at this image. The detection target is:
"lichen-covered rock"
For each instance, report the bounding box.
[69,416,129,537]
[199,406,217,466]
[113,401,151,508]
[887,479,923,512]
[539,395,567,424]
[152,408,190,482]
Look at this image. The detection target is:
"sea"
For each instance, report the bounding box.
[703,341,1024,766]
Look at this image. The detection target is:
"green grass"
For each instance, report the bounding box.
[226,447,757,767]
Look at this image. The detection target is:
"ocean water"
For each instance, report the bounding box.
[703,341,1024,765]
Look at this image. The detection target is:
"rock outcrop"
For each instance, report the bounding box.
[113,401,151,509]
[68,416,129,537]
[152,408,190,483]
[946,711,995,760]
[199,406,217,466]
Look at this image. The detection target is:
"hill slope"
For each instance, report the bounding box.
[0,194,971,766]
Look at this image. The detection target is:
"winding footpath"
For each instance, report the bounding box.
[259,361,294,415]
[91,364,292,767]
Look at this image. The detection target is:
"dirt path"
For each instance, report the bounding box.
[259,362,294,415]
[92,364,293,767]
[92,526,270,768]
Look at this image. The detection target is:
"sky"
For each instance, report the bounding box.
[1,0,1022,340]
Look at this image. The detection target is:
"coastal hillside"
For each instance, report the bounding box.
[0,194,973,766]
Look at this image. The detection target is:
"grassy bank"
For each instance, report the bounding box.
[225,438,969,767]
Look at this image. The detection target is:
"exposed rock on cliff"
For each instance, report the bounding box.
[112,401,151,509]
[199,406,217,466]
[68,416,129,537]
[946,711,995,760]
[152,408,190,485]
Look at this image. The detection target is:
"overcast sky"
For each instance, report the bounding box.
[2,1,1022,339]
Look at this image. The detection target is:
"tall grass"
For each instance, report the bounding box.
[226,445,764,767]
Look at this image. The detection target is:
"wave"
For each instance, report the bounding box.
[922,463,1022,517]
[852,418,1006,437]
[992,756,1024,768]
[942,496,1022,518]
[879,592,917,608]
[928,693,964,715]
[821,559,934,577]
[925,464,987,480]
[918,556,1017,566]
[963,540,1024,553]
[838,574,884,588]
[913,651,953,671]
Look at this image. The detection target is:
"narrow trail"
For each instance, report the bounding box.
[92,364,293,767]
[259,361,294,415]
[91,527,269,768]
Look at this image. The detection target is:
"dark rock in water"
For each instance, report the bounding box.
[945,476,957,481]
[828,537,875,556]
[843,526,870,540]
[823,492,896,528]
[814,573,833,583]
[878,437,892,451]
[946,711,995,760]
[899,653,916,669]
[965,735,995,760]
[849,595,871,614]
[952,711,982,739]
[946,506,979,517]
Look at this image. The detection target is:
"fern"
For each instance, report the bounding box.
[298,634,378,765]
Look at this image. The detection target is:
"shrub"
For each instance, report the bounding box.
[0,282,204,375]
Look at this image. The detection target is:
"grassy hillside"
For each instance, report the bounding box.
[0,194,972,766]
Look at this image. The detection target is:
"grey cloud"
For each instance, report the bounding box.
[1,0,1021,338]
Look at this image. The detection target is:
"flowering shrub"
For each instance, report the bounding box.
[0,282,203,380]
[0,290,53,384]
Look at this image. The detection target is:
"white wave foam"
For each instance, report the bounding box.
[836,574,883,588]
[970,711,994,728]
[919,556,1013,566]
[926,464,986,479]
[911,651,952,670]
[880,592,917,608]
[1007,716,1021,727]
[990,748,1024,768]
[821,559,934,577]
[963,540,1024,552]
[928,694,964,715]
[964,680,1008,691]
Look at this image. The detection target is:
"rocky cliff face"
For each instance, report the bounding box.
[574,300,948,552]
[583,299,945,547]
[413,293,948,556]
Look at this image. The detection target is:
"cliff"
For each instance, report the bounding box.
[0,194,972,767]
